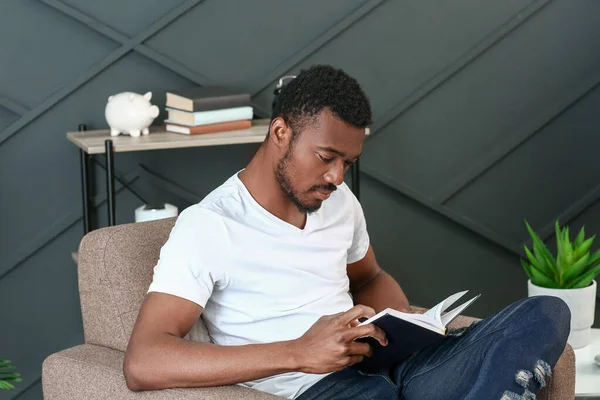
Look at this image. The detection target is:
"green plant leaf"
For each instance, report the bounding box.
[562,253,590,287]
[529,263,561,288]
[564,226,574,266]
[568,262,600,288]
[574,226,586,248]
[586,250,600,271]
[574,236,595,262]
[525,220,558,280]
[0,375,21,381]
[533,242,554,277]
[524,246,554,279]
[521,259,535,281]
[0,360,20,391]
[0,381,15,390]
[0,369,18,374]
[524,245,538,267]
[0,371,17,376]
[540,251,560,284]
[555,221,567,275]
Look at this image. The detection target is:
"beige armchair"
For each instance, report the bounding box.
[42,218,575,399]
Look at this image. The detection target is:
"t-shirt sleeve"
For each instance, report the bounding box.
[346,186,370,264]
[147,207,228,308]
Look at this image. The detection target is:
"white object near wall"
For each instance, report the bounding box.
[528,279,597,349]
[135,203,178,223]
[105,91,159,137]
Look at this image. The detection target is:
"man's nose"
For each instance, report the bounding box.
[324,161,345,186]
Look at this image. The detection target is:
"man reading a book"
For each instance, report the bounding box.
[124,65,570,399]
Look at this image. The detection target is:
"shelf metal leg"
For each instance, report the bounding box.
[105,139,116,226]
[79,124,91,235]
[351,158,360,201]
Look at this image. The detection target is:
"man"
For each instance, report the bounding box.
[124,65,570,399]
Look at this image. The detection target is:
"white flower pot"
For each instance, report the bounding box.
[527,279,597,349]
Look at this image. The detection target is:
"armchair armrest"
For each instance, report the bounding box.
[42,344,283,399]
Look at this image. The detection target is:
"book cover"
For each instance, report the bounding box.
[166,87,251,112]
[356,316,445,373]
[165,120,252,135]
[354,291,480,373]
[165,106,254,126]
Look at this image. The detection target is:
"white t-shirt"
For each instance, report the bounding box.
[147,171,370,399]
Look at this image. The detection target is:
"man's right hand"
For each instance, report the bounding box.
[292,305,388,374]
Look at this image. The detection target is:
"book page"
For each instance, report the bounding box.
[423,290,469,327]
[423,302,443,325]
[357,291,480,336]
[396,311,440,328]
[440,294,481,327]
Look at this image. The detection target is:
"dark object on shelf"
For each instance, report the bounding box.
[271,75,296,111]
[143,203,167,211]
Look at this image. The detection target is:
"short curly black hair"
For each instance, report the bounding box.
[271,65,372,139]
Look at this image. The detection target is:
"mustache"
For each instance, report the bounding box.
[310,184,337,193]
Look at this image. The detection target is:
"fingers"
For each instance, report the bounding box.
[344,355,365,367]
[347,341,372,357]
[338,304,376,326]
[348,324,388,346]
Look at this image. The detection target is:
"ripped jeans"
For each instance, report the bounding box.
[297,296,571,400]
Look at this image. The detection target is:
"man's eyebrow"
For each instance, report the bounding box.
[318,146,362,159]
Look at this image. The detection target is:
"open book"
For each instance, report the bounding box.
[354,290,480,372]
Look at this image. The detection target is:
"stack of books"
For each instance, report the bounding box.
[164,87,253,135]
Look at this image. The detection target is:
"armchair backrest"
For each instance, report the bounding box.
[76,217,210,352]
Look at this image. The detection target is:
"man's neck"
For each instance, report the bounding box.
[238,151,307,229]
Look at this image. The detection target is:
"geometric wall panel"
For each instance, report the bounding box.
[446,84,600,244]
[0,0,118,109]
[362,0,600,199]
[252,0,537,119]
[0,107,19,131]
[0,52,194,280]
[146,0,367,84]
[59,0,187,37]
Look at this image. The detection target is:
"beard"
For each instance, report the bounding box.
[275,146,337,214]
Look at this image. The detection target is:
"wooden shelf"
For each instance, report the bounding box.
[67,119,270,154]
[67,119,370,155]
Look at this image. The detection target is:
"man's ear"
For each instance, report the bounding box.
[269,117,293,151]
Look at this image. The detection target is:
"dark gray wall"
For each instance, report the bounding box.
[2,0,600,398]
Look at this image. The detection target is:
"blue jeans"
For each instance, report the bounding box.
[297,296,570,400]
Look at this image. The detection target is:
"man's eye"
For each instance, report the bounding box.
[318,154,333,162]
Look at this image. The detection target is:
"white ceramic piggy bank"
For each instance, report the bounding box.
[105,91,160,137]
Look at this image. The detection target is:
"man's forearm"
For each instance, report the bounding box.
[124,333,300,391]
[351,270,410,313]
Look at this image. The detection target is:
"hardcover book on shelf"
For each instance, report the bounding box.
[166,87,251,112]
[165,120,252,135]
[165,106,254,127]
[355,290,480,373]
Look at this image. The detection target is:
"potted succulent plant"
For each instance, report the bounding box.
[0,359,21,391]
[521,220,600,348]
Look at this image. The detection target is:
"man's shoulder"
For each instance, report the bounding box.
[176,176,243,226]
[198,176,244,217]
